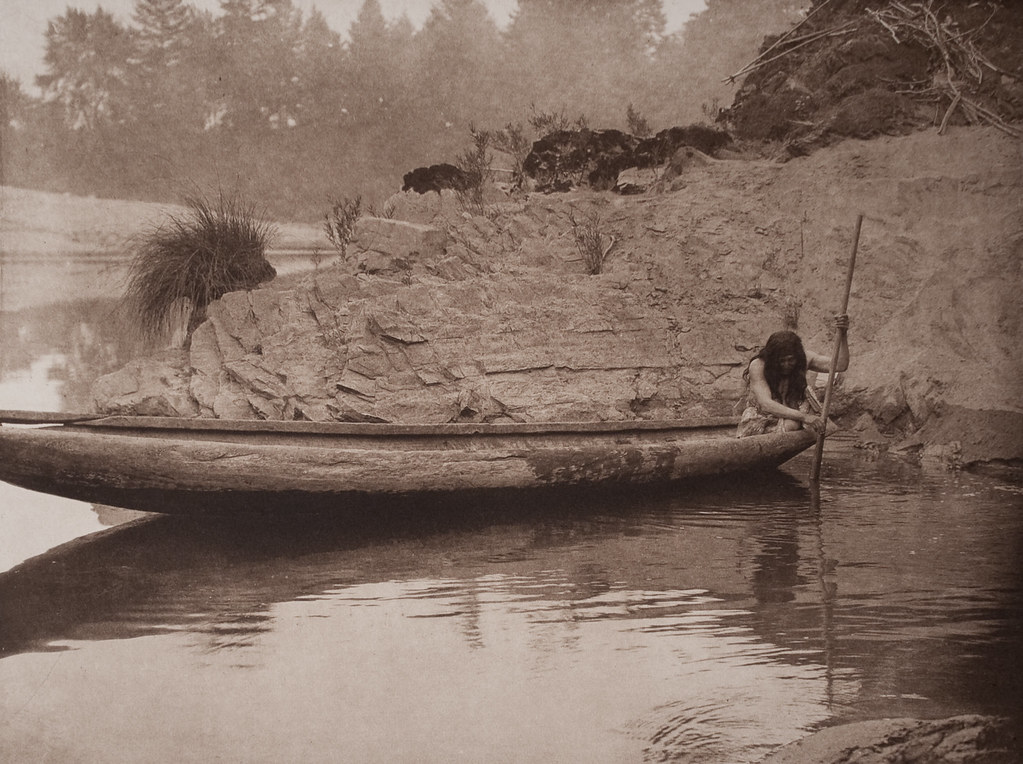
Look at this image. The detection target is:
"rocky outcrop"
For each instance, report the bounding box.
[402,163,468,194]
[93,249,745,424]
[92,126,1022,466]
[90,350,200,418]
[760,715,1020,764]
[522,124,733,192]
[350,217,449,274]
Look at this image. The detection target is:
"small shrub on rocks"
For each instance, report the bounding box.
[528,103,589,137]
[626,103,652,137]
[455,124,493,217]
[490,121,532,188]
[569,207,616,275]
[325,195,362,258]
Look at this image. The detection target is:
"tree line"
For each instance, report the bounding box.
[0,0,802,221]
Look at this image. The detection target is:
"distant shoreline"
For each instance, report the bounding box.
[0,186,324,257]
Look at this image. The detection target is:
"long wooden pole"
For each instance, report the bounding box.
[809,214,863,482]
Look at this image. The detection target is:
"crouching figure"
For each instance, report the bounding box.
[737,315,850,438]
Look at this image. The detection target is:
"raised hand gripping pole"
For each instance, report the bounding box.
[809,214,862,482]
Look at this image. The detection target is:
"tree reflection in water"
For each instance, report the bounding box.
[0,297,134,412]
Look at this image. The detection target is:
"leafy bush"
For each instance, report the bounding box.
[124,193,277,345]
[831,88,916,138]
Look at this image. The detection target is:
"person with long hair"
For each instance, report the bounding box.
[737,315,850,438]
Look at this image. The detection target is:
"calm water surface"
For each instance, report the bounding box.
[1,257,1020,763]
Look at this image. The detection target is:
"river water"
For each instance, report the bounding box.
[0,254,1020,763]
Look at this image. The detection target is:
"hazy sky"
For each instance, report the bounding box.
[1,0,708,91]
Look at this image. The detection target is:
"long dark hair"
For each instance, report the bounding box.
[743,330,808,407]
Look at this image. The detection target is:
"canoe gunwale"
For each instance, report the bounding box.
[71,415,742,438]
[3,410,740,437]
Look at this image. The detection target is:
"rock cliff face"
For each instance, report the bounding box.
[92,126,1023,466]
[93,211,744,425]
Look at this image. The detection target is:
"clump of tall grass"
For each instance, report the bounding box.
[124,194,277,346]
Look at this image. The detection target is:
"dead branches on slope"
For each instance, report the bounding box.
[868,1,1022,138]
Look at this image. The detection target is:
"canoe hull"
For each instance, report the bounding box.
[0,419,815,515]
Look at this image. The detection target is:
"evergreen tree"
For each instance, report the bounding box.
[294,9,344,129]
[37,8,133,132]
[414,0,504,132]
[325,0,423,201]
[650,0,805,125]
[129,0,210,132]
[35,8,137,195]
[0,73,26,129]
[345,0,401,123]
[504,0,665,127]
[133,0,195,66]
[0,73,27,185]
[214,0,305,132]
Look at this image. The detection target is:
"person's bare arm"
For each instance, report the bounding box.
[807,315,850,373]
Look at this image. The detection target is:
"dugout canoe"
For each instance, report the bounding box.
[0,411,816,515]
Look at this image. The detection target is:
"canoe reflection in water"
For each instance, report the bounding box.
[2,473,851,762]
[0,474,813,659]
